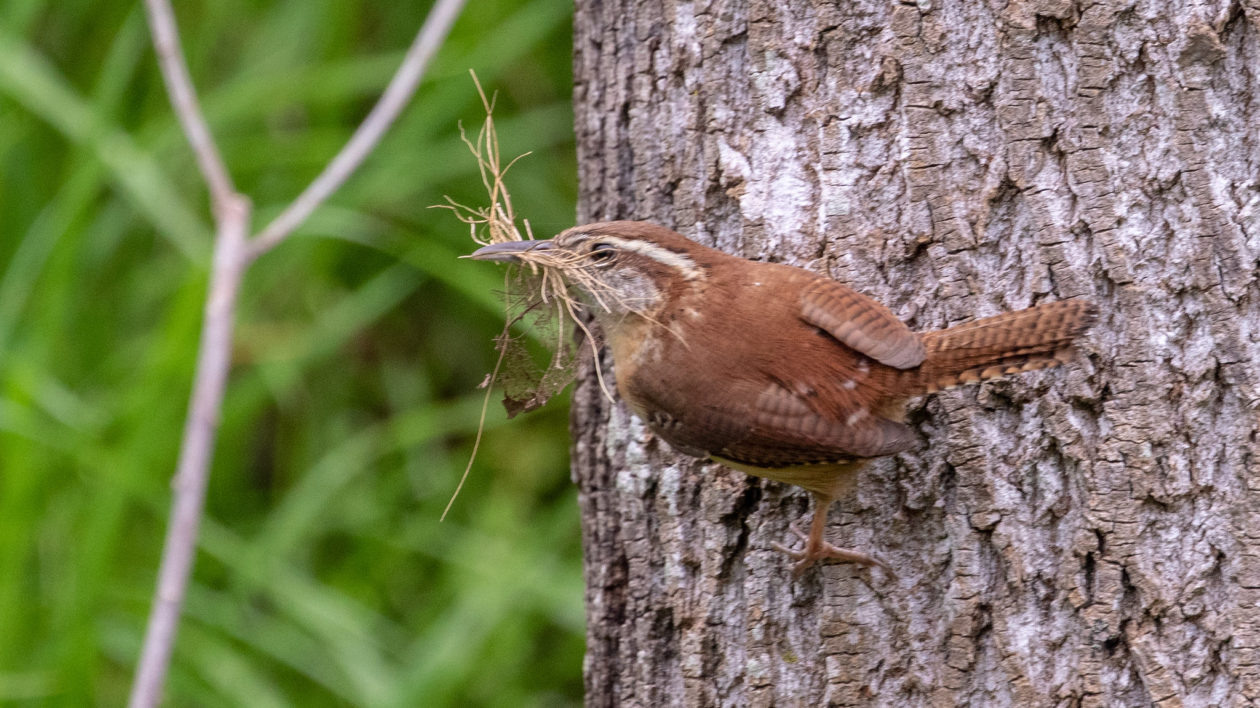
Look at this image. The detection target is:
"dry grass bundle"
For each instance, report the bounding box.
[437,72,590,412]
[436,72,599,518]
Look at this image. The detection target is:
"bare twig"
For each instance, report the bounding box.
[141,0,236,211]
[128,196,250,708]
[129,0,467,705]
[247,0,467,261]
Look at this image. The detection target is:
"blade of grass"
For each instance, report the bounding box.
[0,30,209,259]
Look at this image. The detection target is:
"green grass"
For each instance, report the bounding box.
[0,1,582,705]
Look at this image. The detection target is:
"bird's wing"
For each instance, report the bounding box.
[708,379,917,468]
[798,278,925,370]
[628,372,916,469]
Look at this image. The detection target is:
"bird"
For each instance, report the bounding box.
[470,221,1096,576]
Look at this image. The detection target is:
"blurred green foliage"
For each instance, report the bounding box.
[0,0,581,705]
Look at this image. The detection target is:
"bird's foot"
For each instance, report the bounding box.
[771,523,892,578]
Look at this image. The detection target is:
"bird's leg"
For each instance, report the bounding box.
[771,493,890,577]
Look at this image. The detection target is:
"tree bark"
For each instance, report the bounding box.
[570,1,1260,705]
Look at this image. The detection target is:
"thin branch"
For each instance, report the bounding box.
[246,0,468,261]
[141,0,236,211]
[128,196,250,708]
[129,1,469,705]
[132,3,247,704]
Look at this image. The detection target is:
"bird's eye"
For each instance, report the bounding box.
[589,242,617,266]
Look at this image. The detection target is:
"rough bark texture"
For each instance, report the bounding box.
[570,1,1260,705]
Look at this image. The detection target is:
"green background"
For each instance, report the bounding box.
[0,0,581,705]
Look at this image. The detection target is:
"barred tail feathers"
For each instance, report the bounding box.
[902,299,1097,395]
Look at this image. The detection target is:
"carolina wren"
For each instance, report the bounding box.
[471,221,1096,575]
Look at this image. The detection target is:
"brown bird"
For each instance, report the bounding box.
[471,221,1096,575]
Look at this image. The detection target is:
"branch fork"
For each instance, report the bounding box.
[129,1,467,705]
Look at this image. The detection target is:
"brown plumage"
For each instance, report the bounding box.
[907,299,1096,394]
[470,221,1096,575]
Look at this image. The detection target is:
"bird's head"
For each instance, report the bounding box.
[468,221,714,325]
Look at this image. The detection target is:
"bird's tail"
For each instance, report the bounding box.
[898,299,1097,396]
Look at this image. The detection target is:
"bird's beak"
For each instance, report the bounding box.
[466,239,555,263]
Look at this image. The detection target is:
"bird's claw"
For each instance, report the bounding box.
[770,528,893,578]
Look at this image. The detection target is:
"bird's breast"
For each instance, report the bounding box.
[602,315,659,417]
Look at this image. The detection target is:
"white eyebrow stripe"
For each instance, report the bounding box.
[599,236,703,279]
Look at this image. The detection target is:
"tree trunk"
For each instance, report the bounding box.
[570,1,1260,705]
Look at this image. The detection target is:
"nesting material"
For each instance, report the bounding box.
[438,74,636,517]
[438,73,585,418]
